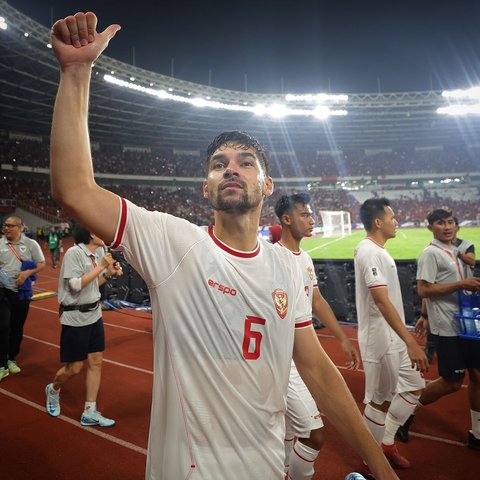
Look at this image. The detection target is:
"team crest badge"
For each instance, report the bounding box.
[371,267,377,276]
[272,288,288,319]
[307,266,314,280]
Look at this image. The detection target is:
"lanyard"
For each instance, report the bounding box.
[7,243,23,262]
[430,242,463,280]
[86,252,97,268]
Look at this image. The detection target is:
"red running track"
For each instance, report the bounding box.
[1,244,478,479]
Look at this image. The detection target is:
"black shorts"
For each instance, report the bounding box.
[60,318,105,363]
[432,334,480,380]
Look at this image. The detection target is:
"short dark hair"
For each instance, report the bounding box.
[426,209,453,225]
[206,131,269,176]
[275,193,311,223]
[72,224,91,245]
[359,197,391,231]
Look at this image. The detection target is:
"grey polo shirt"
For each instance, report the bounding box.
[417,239,461,337]
[0,234,45,292]
[58,243,102,327]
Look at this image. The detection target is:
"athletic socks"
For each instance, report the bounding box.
[288,440,319,480]
[84,401,96,413]
[471,409,480,439]
[363,403,386,443]
[383,392,420,445]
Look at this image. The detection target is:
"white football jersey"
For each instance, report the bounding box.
[354,237,404,362]
[112,198,312,480]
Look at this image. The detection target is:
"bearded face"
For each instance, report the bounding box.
[203,144,272,214]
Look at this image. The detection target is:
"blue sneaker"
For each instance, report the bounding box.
[80,410,115,427]
[45,383,60,417]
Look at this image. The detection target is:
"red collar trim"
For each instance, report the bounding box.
[365,237,385,249]
[277,241,301,256]
[208,225,260,258]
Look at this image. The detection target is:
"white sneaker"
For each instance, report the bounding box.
[7,360,21,374]
[80,410,115,427]
[45,383,61,417]
[0,367,9,382]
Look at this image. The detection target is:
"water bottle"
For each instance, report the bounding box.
[475,319,480,336]
[463,306,473,318]
[345,474,367,480]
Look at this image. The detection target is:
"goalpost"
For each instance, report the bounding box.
[319,210,352,238]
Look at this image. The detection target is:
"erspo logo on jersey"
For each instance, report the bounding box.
[208,279,237,296]
[272,288,288,319]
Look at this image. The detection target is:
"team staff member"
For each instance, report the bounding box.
[414,209,480,451]
[0,216,45,381]
[354,198,427,471]
[45,224,122,427]
[49,11,397,479]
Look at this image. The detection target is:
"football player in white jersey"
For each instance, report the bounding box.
[275,193,360,480]
[49,12,398,480]
[354,198,427,473]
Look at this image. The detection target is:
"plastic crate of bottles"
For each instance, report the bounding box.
[456,290,480,339]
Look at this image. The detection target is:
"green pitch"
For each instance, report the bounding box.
[301,227,480,260]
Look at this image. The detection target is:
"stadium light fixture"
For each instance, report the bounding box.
[442,86,480,100]
[285,93,349,103]
[0,16,8,30]
[103,74,348,119]
[437,104,480,115]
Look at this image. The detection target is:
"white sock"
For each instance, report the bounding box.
[363,403,386,443]
[288,440,319,480]
[471,410,480,439]
[383,392,420,445]
[84,401,96,413]
[284,436,295,472]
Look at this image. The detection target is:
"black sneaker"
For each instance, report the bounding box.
[467,431,480,451]
[396,414,414,443]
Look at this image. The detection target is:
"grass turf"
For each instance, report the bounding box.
[301,227,480,260]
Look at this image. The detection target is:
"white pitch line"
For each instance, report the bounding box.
[305,236,348,254]
[23,334,153,375]
[0,387,148,456]
[30,304,152,335]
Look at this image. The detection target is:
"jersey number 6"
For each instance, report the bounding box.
[242,316,266,360]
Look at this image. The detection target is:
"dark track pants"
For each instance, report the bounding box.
[0,288,30,367]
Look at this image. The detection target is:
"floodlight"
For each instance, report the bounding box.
[437,104,480,115]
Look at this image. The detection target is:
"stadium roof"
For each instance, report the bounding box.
[2,1,480,154]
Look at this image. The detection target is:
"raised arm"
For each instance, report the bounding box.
[293,327,398,480]
[50,12,121,243]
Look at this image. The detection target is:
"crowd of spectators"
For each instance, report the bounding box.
[2,130,480,178]
[1,129,479,227]
[1,175,478,228]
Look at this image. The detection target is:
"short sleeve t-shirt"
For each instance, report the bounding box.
[417,239,461,336]
[57,243,102,326]
[0,234,45,293]
[354,237,404,362]
[110,197,312,480]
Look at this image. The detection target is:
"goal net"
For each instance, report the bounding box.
[319,210,352,238]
